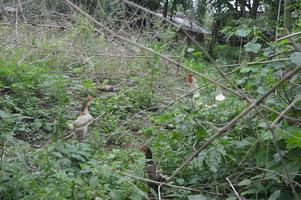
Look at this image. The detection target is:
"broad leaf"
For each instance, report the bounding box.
[290,52,301,65]
[268,190,281,200]
[235,28,251,37]
[238,179,251,186]
[244,42,262,53]
[286,127,301,149]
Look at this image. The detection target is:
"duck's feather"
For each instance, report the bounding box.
[74,112,93,128]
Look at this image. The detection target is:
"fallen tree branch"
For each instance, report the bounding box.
[276,31,301,41]
[220,58,290,68]
[119,171,201,192]
[284,28,301,52]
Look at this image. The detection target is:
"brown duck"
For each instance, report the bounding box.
[139,145,167,194]
[73,95,94,140]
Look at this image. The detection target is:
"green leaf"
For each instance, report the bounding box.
[290,52,301,65]
[285,161,301,182]
[286,127,301,149]
[188,194,207,200]
[268,190,281,200]
[0,110,9,118]
[206,148,222,173]
[244,42,262,53]
[176,178,185,185]
[235,28,251,37]
[89,176,99,189]
[187,48,195,53]
[226,197,237,200]
[82,79,93,89]
[158,112,173,121]
[238,179,251,186]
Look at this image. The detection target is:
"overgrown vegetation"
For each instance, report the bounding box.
[0,0,301,200]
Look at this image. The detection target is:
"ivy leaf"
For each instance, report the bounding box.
[268,190,281,200]
[188,194,207,200]
[235,28,251,37]
[244,42,262,53]
[290,52,301,65]
[238,179,251,186]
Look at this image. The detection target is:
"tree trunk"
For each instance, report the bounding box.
[163,0,168,18]
[239,0,246,17]
[170,0,177,19]
[250,0,260,18]
[0,0,3,20]
[208,18,221,57]
[284,0,292,31]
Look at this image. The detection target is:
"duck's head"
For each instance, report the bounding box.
[139,145,152,159]
[186,73,194,84]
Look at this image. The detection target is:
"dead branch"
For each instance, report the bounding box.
[276,31,301,41]
[119,171,201,192]
[220,58,290,68]
[226,177,244,200]
[272,96,301,126]
[284,28,301,52]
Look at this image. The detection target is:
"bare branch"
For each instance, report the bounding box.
[226,177,244,200]
[220,58,290,68]
[276,31,301,41]
[272,96,301,126]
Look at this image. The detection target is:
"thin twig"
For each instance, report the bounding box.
[275,0,282,40]
[1,141,8,164]
[271,96,301,126]
[221,58,290,68]
[226,177,243,200]
[119,171,201,192]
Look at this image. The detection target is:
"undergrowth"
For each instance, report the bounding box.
[0,19,301,200]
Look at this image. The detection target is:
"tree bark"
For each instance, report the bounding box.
[170,0,177,19]
[239,0,246,17]
[250,0,260,18]
[208,18,221,57]
[284,0,292,31]
[163,0,168,18]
